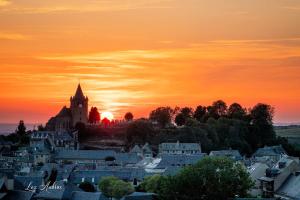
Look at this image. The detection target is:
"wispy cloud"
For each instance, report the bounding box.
[0,0,10,7]
[0,32,29,40]
[0,0,173,14]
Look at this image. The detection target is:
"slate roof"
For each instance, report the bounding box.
[142,143,152,154]
[276,174,300,199]
[56,106,72,118]
[253,145,287,157]
[159,141,201,151]
[2,190,33,200]
[122,192,156,200]
[34,180,82,200]
[55,150,115,160]
[69,168,146,184]
[14,175,44,190]
[130,145,142,154]
[209,150,242,160]
[70,191,109,200]
[115,153,141,165]
[155,154,205,169]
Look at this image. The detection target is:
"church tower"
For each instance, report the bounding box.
[70,84,88,126]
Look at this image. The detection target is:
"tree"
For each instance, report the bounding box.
[208,100,228,119]
[16,120,26,136]
[175,113,185,126]
[37,124,46,131]
[228,103,247,120]
[126,119,155,146]
[89,107,100,124]
[111,180,134,199]
[99,176,119,199]
[250,103,276,147]
[140,174,163,193]
[194,105,207,122]
[174,107,193,126]
[124,112,134,121]
[79,181,96,192]
[158,157,253,200]
[149,107,174,128]
[99,176,133,200]
[181,107,193,118]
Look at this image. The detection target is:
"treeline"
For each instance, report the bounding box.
[126,100,300,157]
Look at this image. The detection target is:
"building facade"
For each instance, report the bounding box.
[46,84,88,131]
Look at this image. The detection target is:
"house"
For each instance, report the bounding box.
[142,143,153,158]
[276,171,300,199]
[69,168,146,187]
[130,145,143,157]
[253,145,287,163]
[248,162,269,196]
[2,190,33,200]
[33,180,82,200]
[70,191,109,200]
[121,192,158,200]
[258,156,300,198]
[209,150,242,161]
[54,150,115,166]
[158,141,201,155]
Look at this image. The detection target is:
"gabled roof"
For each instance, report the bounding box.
[159,141,201,151]
[56,106,72,118]
[71,191,109,200]
[55,150,116,160]
[254,145,287,157]
[156,154,205,169]
[122,192,156,200]
[209,150,242,160]
[2,190,33,200]
[34,180,82,200]
[130,145,142,154]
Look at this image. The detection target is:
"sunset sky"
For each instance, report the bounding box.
[0,0,300,124]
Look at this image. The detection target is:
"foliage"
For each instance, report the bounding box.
[111,180,134,199]
[142,157,254,200]
[16,120,26,136]
[89,107,100,124]
[126,119,155,146]
[149,107,174,128]
[99,176,133,199]
[79,181,96,192]
[124,112,134,121]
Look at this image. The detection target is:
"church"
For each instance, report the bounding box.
[46,84,89,131]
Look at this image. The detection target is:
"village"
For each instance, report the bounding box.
[0,85,299,200]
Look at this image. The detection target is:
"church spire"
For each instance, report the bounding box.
[74,83,85,100]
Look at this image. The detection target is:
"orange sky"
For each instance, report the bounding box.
[0,0,300,124]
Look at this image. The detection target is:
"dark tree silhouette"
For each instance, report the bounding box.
[149,107,173,128]
[250,103,276,147]
[228,103,247,120]
[124,112,134,121]
[16,120,26,136]
[180,107,193,118]
[194,105,207,122]
[208,100,228,119]
[175,113,186,126]
[88,107,100,124]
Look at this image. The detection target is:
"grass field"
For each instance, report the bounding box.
[275,126,300,138]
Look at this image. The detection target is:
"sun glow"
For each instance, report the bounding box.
[101,111,114,121]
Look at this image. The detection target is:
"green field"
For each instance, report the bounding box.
[275,126,300,137]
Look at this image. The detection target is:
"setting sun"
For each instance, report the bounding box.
[101,112,114,121]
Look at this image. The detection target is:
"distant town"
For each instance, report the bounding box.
[0,84,300,200]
